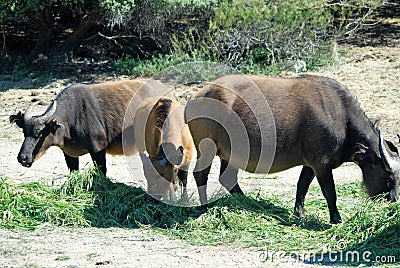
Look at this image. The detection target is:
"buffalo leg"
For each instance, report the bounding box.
[220,159,244,195]
[177,169,189,201]
[90,149,107,176]
[64,152,79,172]
[193,137,217,209]
[194,162,211,209]
[315,168,342,224]
[294,166,315,218]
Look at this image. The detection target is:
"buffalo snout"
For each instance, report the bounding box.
[18,153,33,167]
[389,189,399,202]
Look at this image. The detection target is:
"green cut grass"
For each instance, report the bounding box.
[0,175,92,229]
[0,168,398,266]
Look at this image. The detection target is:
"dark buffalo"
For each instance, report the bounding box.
[185,74,400,223]
[10,79,160,175]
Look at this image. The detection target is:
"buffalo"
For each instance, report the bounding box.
[10,79,161,176]
[185,74,400,223]
[134,96,194,201]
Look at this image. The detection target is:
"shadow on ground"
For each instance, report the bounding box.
[0,59,115,92]
[344,3,400,47]
[82,175,331,232]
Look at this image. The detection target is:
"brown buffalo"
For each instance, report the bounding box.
[10,79,162,175]
[185,74,400,223]
[134,96,194,202]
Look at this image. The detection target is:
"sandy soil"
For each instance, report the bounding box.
[1,21,399,267]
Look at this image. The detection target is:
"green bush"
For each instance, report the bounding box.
[170,0,383,74]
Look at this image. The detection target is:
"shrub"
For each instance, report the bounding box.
[171,0,383,74]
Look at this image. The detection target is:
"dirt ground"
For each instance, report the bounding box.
[1,19,400,267]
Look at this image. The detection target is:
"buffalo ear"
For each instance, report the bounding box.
[385,140,398,154]
[47,119,62,135]
[169,146,184,166]
[9,112,24,128]
[351,143,370,164]
[174,146,184,165]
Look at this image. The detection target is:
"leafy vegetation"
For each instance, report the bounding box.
[1,0,384,76]
[170,0,382,74]
[112,0,384,76]
[0,0,217,61]
[0,168,398,265]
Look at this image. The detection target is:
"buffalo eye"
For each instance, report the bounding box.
[34,129,42,138]
[387,177,395,188]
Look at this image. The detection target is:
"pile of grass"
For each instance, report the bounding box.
[0,169,203,229]
[326,198,400,261]
[0,169,398,265]
[0,175,92,229]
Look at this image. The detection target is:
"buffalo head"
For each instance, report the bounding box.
[352,132,400,202]
[141,143,184,201]
[10,101,62,167]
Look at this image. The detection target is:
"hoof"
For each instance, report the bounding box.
[330,213,342,224]
[147,194,160,203]
[200,204,209,212]
[229,184,244,195]
[293,207,305,219]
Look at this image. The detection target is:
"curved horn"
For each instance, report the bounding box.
[24,101,40,121]
[38,101,57,124]
[379,131,400,172]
